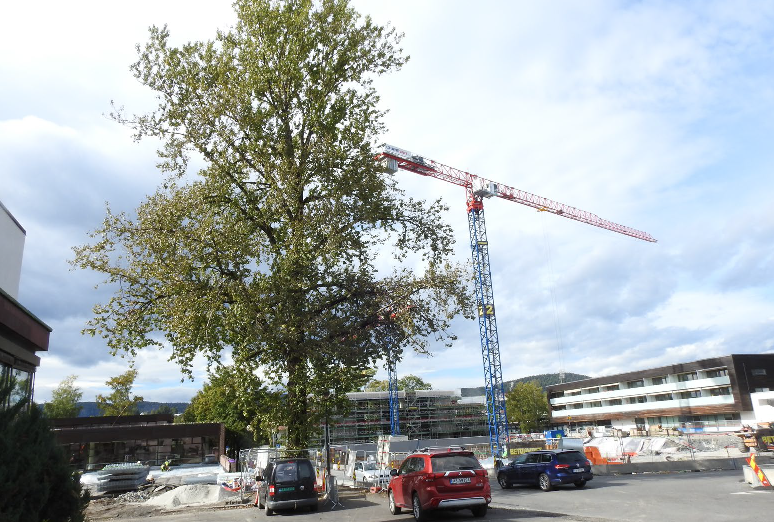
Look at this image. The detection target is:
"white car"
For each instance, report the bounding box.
[353,461,391,484]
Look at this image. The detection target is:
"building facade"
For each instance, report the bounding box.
[546,354,774,432]
[327,390,488,444]
[52,414,226,470]
[1,201,51,408]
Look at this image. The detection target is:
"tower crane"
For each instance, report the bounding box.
[377,144,656,457]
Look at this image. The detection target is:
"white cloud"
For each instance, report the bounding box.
[4,0,774,405]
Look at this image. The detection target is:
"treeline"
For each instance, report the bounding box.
[73,401,189,418]
[461,372,590,397]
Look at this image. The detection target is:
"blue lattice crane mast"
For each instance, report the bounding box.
[377,145,656,458]
[387,348,400,435]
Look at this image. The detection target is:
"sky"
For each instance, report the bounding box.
[1,0,773,403]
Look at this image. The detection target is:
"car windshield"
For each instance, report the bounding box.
[362,462,377,471]
[430,454,482,472]
[556,451,587,464]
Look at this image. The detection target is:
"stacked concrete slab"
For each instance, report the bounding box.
[97,463,150,493]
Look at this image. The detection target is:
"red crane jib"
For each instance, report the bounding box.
[378,150,657,243]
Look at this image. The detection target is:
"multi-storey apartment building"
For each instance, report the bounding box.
[546,354,774,432]
[1,200,51,408]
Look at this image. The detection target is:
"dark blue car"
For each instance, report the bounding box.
[496,450,593,491]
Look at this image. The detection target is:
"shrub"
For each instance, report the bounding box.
[0,381,89,522]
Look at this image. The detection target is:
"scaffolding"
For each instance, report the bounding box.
[322,391,488,445]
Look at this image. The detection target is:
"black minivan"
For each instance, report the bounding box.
[255,458,319,515]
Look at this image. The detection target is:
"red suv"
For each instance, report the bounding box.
[387,448,490,521]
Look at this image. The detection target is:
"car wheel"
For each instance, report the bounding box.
[497,473,511,489]
[471,504,488,517]
[265,505,273,516]
[389,490,402,515]
[412,493,426,522]
[539,473,553,492]
[574,479,587,488]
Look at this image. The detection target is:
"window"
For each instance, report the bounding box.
[651,376,667,385]
[9,369,31,407]
[430,454,483,472]
[601,384,620,392]
[556,451,587,464]
[679,390,702,399]
[608,399,622,406]
[753,387,770,392]
[751,369,767,376]
[627,380,644,389]
[677,372,697,382]
[627,396,646,404]
[705,368,728,378]
[583,387,599,394]
[566,390,582,397]
[708,387,731,396]
[586,401,602,408]
[654,393,673,402]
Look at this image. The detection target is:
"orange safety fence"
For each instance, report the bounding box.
[584,446,624,465]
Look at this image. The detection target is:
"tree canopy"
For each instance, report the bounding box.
[95,369,144,416]
[72,0,472,449]
[180,364,268,439]
[364,374,432,392]
[505,380,549,434]
[43,375,83,419]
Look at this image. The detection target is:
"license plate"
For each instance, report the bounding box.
[572,468,585,473]
[279,486,295,492]
[450,477,471,484]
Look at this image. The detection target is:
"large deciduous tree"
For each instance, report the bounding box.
[505,381,549,434]
[180,364,268,440]
[73,0,472,449]
[43,374,83,419]
[95,369,144,416]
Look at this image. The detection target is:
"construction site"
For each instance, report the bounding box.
[323,390,488,444]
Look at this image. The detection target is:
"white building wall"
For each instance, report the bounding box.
[0,201,25,299]
[750,391,774,423]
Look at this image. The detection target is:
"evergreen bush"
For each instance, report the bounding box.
[0,381,89,522]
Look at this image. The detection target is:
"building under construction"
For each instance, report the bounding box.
[326,390,488,445]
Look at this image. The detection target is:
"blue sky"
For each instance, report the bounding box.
[1,0,773,403]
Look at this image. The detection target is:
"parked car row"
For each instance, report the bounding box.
[250,448,593,520]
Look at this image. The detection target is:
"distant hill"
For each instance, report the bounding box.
[74,401,189,417]
[460,372,590,397]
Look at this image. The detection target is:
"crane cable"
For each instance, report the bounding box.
[539,211,566,384]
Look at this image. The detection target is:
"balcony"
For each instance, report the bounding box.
[550,394,734,418]
[550,376,731,406]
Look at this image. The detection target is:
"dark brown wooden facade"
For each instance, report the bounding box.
[0,287,51,407]
[52,414,226,470]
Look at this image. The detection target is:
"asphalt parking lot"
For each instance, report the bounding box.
[97,469,772,522]
[489,469,772,521]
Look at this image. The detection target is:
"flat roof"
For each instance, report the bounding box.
[0,199,26,235]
